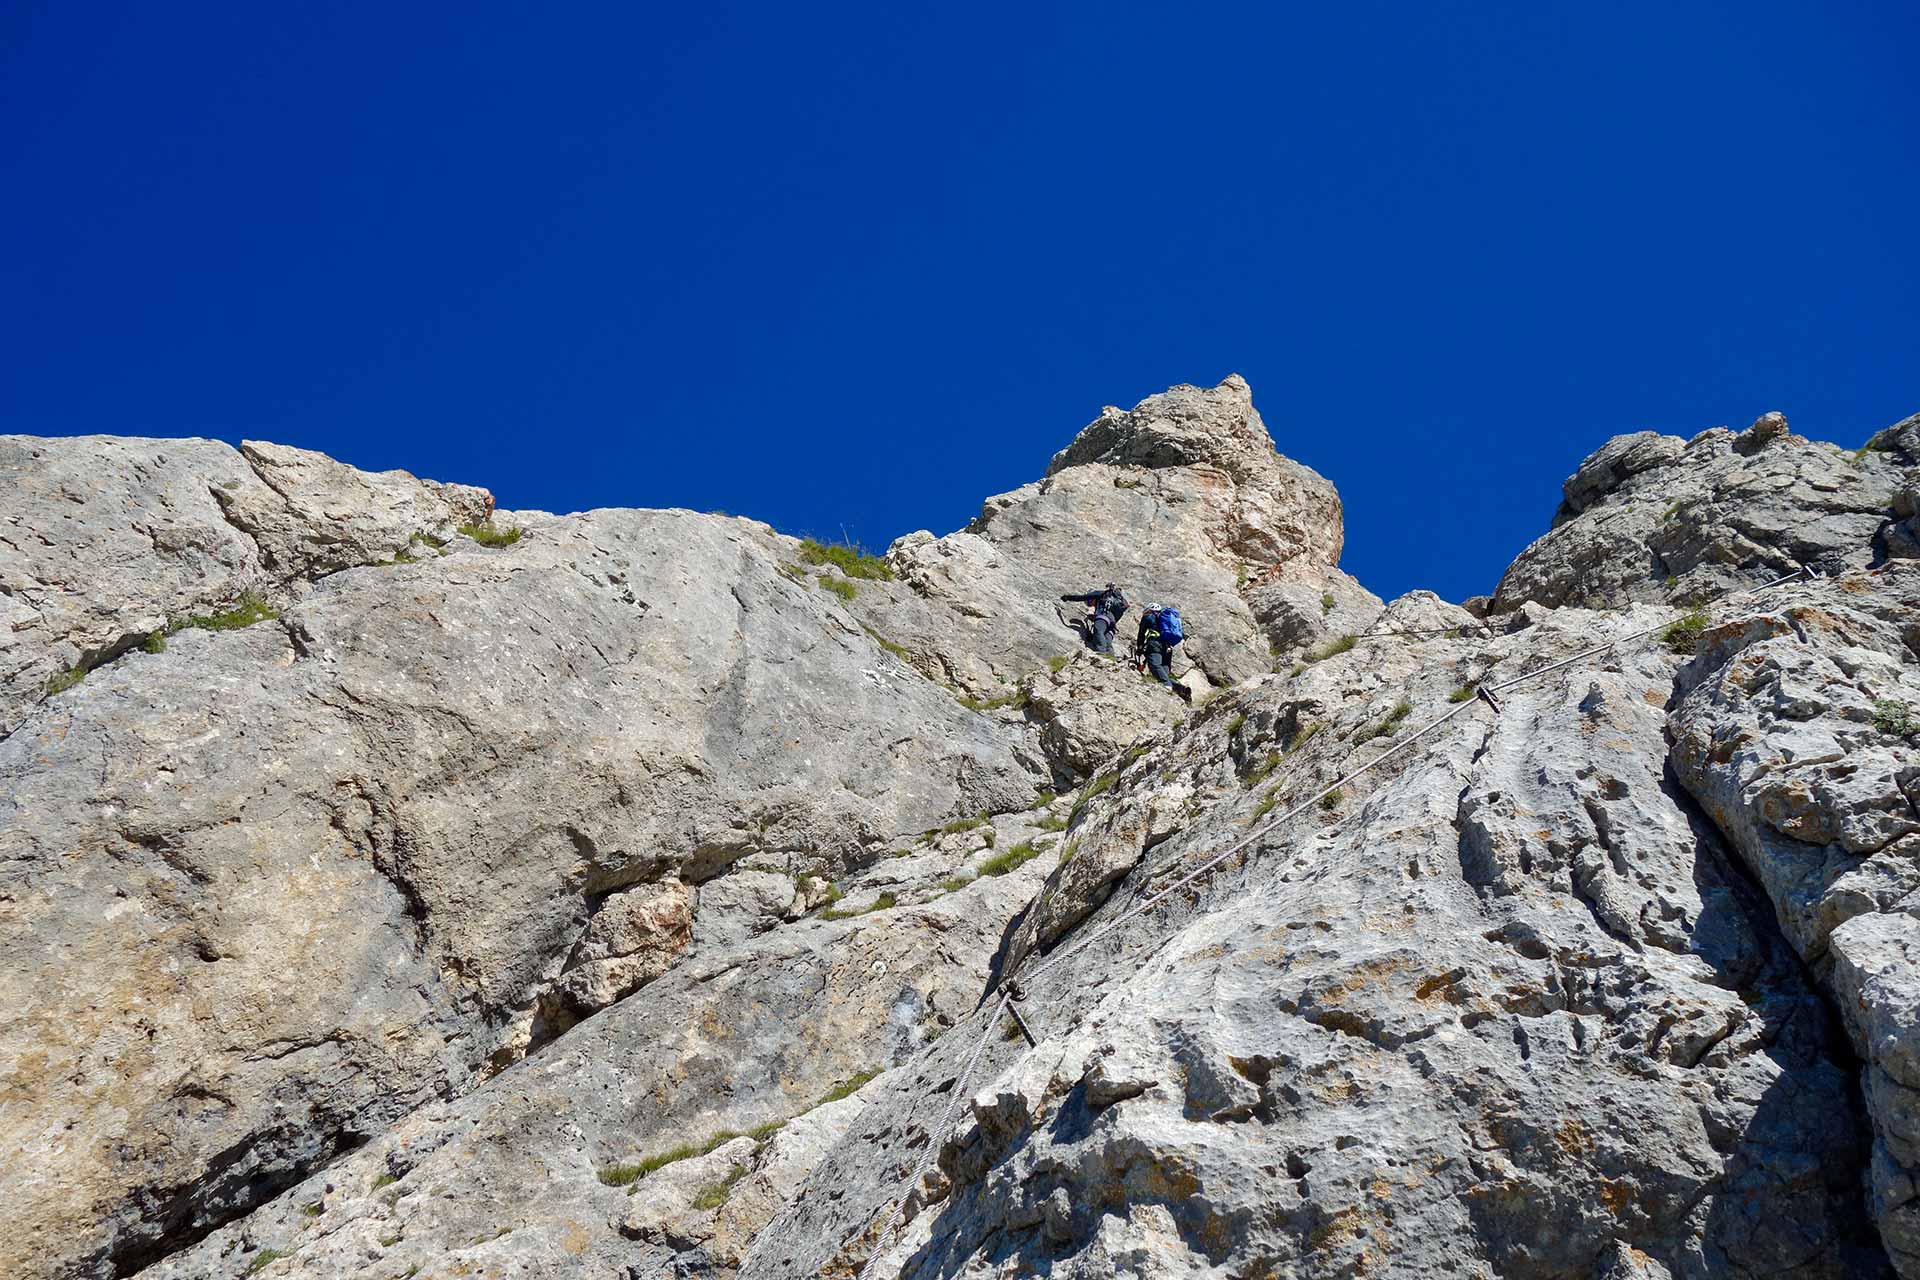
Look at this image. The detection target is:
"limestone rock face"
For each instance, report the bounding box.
[752,592,1891,1280]
[7,392,1919,1280]
[0,435,495,737]
[1493,412,1912,612]
[1670,562,1920,1270]
[211,439,493,579]
[0,446,1037,1280]
[851,376,1349,697]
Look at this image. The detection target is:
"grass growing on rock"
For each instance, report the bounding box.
[1048,654,1071,673]
[1448,682,1478,703]
[1661,608,1711,655]
[1306,634,1358,663]
[797,538,893,581]
[1874,699,1917,736]
[246,1249,288,1274]
[1245,751,1282,786]
[819,891,896,921]
[44,666,85,695]
[690,1167,748,1211]
[818,1067,883,1104]
[1354,699,1413,745]
[859,623,913,662]
[815,574,857,603]
[458,522,523,547]
[957,687,1027,713]
[177,591,278,633]
[941,814,988,835]
[978,841,1044,877]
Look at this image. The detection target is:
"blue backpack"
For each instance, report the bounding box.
[1151,607,1185,646]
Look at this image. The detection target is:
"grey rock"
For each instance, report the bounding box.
[9,388,1917,1280]
[850,376,1349,697]
[0,477,1036,1277]
[1494,412,1913,612]
[1670,562,1920,1270]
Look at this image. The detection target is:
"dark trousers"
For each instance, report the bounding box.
[1086,612,1115,654]
[1141,640,1174,685]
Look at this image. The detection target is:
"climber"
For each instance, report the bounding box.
[1059,583,1128,655]
[1135,603,1192,703]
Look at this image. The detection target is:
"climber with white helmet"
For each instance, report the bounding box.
[1134,602,1191,702]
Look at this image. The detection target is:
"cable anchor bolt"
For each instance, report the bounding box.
[1475,686,1504,715]
[1000,980,1039,1047]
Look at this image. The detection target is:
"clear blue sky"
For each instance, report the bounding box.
[4,3,1914,602]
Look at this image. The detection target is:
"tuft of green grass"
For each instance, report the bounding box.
[747,1118,787,1141]
[604,1123,765,1188]
[1320,591,1336,614]
[1873,699,1916,737]
[142,631,167,654]
[1448,682,1478,703]
[940,813,988,835]
[1662,608,1711,655]
[1048,654,1070,673]
[859,623,913,662]
[417,531,448,549]
[1227,712,1247,736]
[1035,812,1068,832]
[299,1201,323,1218]
[246,1249,288,1275]
[1250,791,1280,822]
[797,538,893,580]
[1079,770,1117,803]
[1034,789,1058,807]
[458,522,523,547]
[373,548,419,566]
[44,666,85,695]
[690,1166,748,1211]
[958,687,1027,713]
[1293,721,1324,751]
[940,875,974,893]
[1306,634,1357,663]
[1067,770,1117,822]
[978,841,1044,877]
[1320,789,1343,812]
[176,590,278,633]
[1354,698,1414,745]
[1246,751,1282,786]
[371,1173,397,1190]
[822,890,897,921]
[1058,837,1079,864]
[819,1067,883,1105]
[1288,663,1307,678]
[815,574,858,603]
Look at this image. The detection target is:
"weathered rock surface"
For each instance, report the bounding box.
[0,452,1039,1278]
[850,376,1348,698]
[6,391,1918,1280]
[0,435,493,737]
[761,589,1895,1280]
[1670,562,1920,1270]
[1493,412,1913,613]
[132,810,1067,1280]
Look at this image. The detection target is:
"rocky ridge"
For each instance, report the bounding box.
[1,382,1915,1280]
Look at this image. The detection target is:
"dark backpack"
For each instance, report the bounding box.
[1149,607,1185,646]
